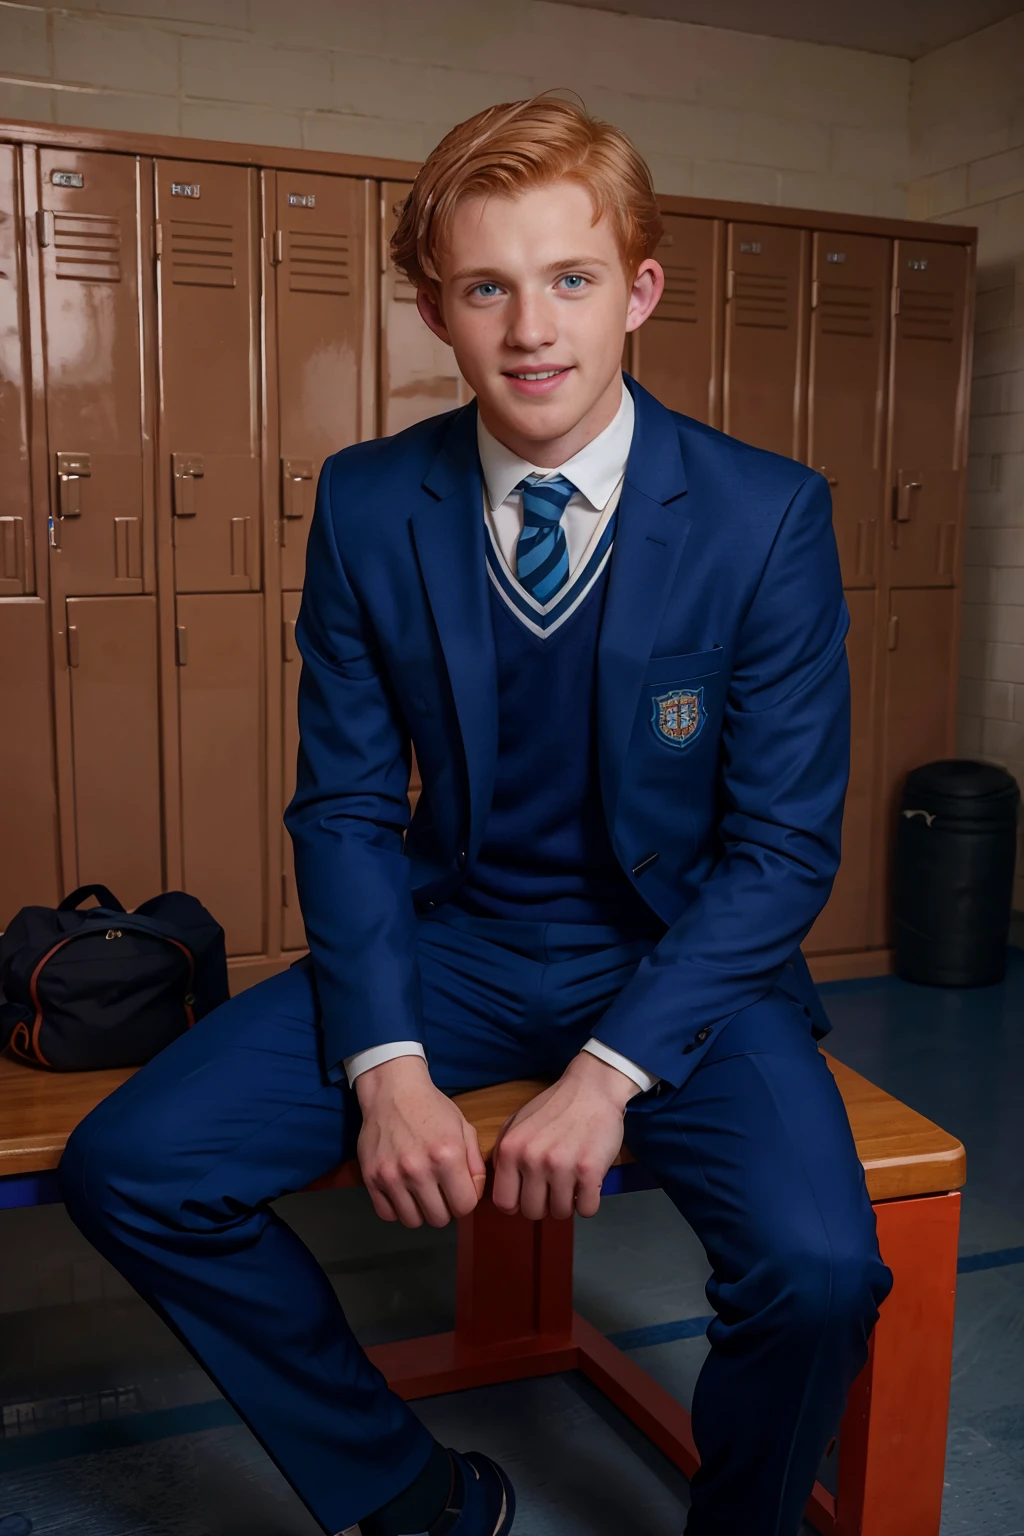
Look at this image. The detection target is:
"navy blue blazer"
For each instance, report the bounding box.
[286,376,850,1089]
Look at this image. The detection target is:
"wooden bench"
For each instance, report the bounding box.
[0,1052,965,1536]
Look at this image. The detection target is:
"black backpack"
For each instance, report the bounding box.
[0,884,229,1071]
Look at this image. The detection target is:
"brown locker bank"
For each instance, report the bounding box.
[0,118,976,988]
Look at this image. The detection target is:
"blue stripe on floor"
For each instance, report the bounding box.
[606,1315,714,1350]
[957,1244,1024,1274]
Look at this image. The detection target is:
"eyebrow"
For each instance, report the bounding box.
[449,255,612,282]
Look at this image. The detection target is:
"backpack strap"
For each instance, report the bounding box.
[58,885,125,913]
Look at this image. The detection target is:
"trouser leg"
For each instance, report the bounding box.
[624,993,893,1536]
[59,963,434,1535]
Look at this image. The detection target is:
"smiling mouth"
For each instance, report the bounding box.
[504,367,571,380]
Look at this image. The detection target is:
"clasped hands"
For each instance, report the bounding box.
[355,1051,639,1228]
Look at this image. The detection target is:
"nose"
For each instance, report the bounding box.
[504,288,557,355]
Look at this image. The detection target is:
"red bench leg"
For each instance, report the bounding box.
[832,1191,960,1536]
[365,1189,959,1536]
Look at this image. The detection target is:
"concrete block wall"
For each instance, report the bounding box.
[0,0,910,215]
[909,12,1024,911]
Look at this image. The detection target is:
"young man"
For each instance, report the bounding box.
[61,98,892,1536]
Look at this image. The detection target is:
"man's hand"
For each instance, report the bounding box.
[356,1056,486,1228]
[492,1052,640,1221]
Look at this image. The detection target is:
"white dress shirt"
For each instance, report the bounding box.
[344,382,659,1096]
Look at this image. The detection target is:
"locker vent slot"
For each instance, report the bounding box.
[288,230,351,296]
[657,261,699,323]
[169,220,236,288]
[732,272,789,330]
[900,290,955,342]
[53,213,121,283]
[818,282,875,338]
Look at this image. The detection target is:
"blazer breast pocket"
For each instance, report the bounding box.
[643,647,725,753]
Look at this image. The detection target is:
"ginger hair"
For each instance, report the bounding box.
[390,95,663,290]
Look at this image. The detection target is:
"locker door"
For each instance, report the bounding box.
[0,147,33,595]
[275,174,373,591]
[156,162,260,593]
[380,180,469,435]
[65,596,163,909]
[887,242,970,585]
[805,589,876,953]
[280,589,304,950]
[0,600,60,920]
[807,233,889,587]
[875,587,957,943]
[38,150,147,595]
[177,593,264,955]
[723,223,808,458]
[632,215,722,424]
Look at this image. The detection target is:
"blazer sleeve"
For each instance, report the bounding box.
[590,472,850,1088]
[284,459,424,1082]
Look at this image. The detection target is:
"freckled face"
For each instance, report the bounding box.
[416,180,663,464]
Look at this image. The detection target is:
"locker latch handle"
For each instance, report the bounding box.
[282,457,314,522]
[56,452,91,519]
[172,453,204,518]
[895,470,922,523]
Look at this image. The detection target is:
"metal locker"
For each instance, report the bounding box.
[64,595,163,909]
[280,589,304,951]
[176,592,264,956]
[807,233,890,588]
[0,599,61,920]
[273,173,374,591]
[874,587,957,944]
[37,149,148,595]
[805,589,876,954]
[632,215,722,425]
[886,241,970,586]
[156,161,261,593]
[0,147,33,596]
[380,180,470,436]
[723,222,808,458]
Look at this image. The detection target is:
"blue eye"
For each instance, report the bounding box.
[560,274,587,290]
[473,282,501,298]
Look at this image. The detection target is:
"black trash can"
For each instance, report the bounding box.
[895,759,1020,986]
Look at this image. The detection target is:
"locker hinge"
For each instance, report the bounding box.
[271,229,283,265]
[891,286,901,317]
[886,615,899,651]
[154,221,163,259]
[175,623,188,666]
[36,209,54,248]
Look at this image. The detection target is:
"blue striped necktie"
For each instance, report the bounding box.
[514,473,576,604]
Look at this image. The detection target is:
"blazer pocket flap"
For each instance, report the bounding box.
[644,646,724,686]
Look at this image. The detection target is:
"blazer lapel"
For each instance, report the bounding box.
[598,378,692,824]
[412,404,498,853]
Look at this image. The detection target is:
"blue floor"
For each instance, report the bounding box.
[1,950,1022,1535]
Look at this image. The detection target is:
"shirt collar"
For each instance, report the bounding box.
[476,378,634,513]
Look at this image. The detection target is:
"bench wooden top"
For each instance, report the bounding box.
[0,1051,965,1204]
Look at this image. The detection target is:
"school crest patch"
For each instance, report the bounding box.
[652,686,705,750]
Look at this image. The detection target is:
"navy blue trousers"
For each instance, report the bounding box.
[59,910,891,1536]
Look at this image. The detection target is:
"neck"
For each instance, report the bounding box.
[479,371,623,468]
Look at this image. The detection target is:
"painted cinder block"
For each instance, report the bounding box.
[180,100,303,150]
[181,35,333,112]
[53,88,182,138]
[0,3,49,79]
[52,13,181,98]
[330,54,532,128]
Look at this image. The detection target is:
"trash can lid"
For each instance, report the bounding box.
[903,759,1020,818]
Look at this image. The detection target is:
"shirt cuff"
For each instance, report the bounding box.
[343,1041,427,1088]
[581,1039,660,1095]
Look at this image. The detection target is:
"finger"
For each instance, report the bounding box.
[518,1166,551,1222]
[546,1167,578,1222]
[380,1181,425,1230]
[574,1168,604,1220]
[491,1145,523,1215]
[366,1184,399,1223]
[438,1150,484,1221]
[463,1125,488,1203]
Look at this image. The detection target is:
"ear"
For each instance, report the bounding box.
[625,258,665,334]
[416,284,453,347]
